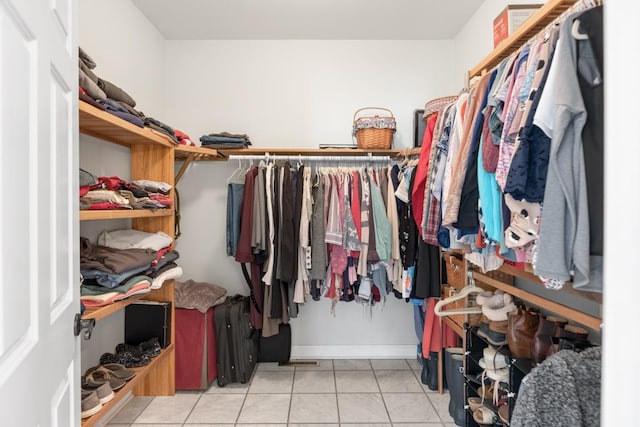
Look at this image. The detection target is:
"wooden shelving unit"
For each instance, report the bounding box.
[79,100,177,425]
[468,0,577,79]
[435,0,602,394]
[81,343,175,427]
[79,101,173,148]
[215,147,406,158]
[80,282,175,324]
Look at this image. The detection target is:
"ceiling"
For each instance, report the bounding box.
[132,0,484,40]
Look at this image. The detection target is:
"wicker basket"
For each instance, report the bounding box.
[352,107,396,149]
[445,253,466,288]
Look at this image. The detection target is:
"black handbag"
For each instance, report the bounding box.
[258,323,291,363]
[241,263,292,363]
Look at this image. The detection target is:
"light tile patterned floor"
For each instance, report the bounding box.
[106,359,455,426]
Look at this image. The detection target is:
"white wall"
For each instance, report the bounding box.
[165,40,459,357]
[453,0,544,87]
[78,0,166,370]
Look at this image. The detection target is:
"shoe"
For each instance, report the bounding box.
[498,404,510,425]
[137,337,162,357]
[555,324,589,341]
[531,314,568,365]
[88,363,136,381]
[479,346,509,370]
[83,366,126,391]
[473,405,496,425]
[477,320,508,346]
[508,307,540,359]
[558,338,593,352]
[80,390,102,418]
[476,290,513,309]
[467,396,483,412]
[116,338,161,359]
[82,382,113,404]
[101,350,150,368]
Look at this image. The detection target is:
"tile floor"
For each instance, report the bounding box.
[107,358,456,427]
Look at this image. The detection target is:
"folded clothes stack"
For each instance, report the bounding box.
[200,132,252,149]
[78,47,142,127]
[78,47,195,146]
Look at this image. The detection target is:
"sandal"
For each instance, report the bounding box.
[467,396,484,412]
[473,406,497,425]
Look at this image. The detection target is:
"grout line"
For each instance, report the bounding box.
[286,365,296,424]
[371,361,392,424]
[234,369,253,424]
[333,360,340,424]
[180,390,204,425]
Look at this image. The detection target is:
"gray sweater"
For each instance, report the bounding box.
[511,346,601,427]
[534,13,602,293]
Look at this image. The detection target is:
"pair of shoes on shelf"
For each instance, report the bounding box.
[116,337,162,359]
[85,363,137,386]
[100,348,151,368]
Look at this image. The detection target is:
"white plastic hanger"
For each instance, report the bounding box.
[435,275,485,317]
[227,159,249,184]
[571,19,589,40]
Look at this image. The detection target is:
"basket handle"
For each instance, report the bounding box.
[353,107,394,122]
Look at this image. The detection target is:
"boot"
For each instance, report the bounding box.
[425,351,439,391]
[531,314,568,365]
[507,307,540,359]
[420,356,429,385]
[445,347,465,427]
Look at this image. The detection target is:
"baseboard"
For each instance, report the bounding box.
[291,345,416,359]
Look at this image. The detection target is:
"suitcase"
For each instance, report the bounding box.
[214,295,258,387]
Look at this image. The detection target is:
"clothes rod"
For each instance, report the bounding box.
[228,153,392,163]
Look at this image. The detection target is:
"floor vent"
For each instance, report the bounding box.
[278,360,318,367]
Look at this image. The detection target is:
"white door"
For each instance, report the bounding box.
[0,0,79,426]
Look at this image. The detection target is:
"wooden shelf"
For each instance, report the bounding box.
[471,271,602,331]
[174,145,220,161]
[79,95,177,423]
[443,316,464,338]
[81,343,175,427]
[468,0,576,79]
[215,147,405,158]
[79,209,173,221]
[495,263,602,304]
[79,101,174,148]
[81,288,168,322]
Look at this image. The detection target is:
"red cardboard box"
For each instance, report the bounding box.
[493,4,542,47]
